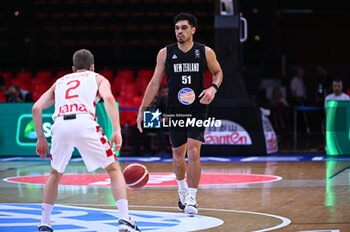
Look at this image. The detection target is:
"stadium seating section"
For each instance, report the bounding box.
[0,0,215,68]
[0,0,216,125]
[0,68,213,125]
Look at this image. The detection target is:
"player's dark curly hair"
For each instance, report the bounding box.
[173,12,198,27]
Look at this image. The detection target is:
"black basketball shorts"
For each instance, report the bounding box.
[168,113,207,148]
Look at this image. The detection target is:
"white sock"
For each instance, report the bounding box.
[41,203,53,225]
[188,188,197,197]
[117,199,129,220]
[177,179,188,191]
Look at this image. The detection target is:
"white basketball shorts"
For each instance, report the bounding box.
[50,114,117,173]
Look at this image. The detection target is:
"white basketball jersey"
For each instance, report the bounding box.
[53,71,100,120]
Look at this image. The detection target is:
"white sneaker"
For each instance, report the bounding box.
[184,193,198,215]
[178,189,187,211]
[118,218,141,232]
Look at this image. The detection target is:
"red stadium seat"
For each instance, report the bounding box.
[119,112,127,126]
[32,83,51,102]
[132,95,143,107]
[0,91,6,102]
[31,77,52,92]
[35,71,52,80]
[11,78,31,92]
[16,71,32,80]
[12,71,32,91]
[116,69,134,83]
[136,78,149,95]
[119,83,137,99]
[135,69,153,82]
[98,69,114,82]
[32,71,53,91]
[160,74,167,86]
[0,72,12,89]
[117,97,130,126]
[204,69,212,88]
[121,101,137,125]
[55,70,71,79]
[11,71,32,90]
[112,77,131,97]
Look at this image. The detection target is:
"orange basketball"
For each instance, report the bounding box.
[122,163,149,189]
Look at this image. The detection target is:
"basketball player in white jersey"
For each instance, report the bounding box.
[32,49,140,232]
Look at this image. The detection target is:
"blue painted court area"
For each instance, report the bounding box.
[0,154,350,163]
[0,204,223,232]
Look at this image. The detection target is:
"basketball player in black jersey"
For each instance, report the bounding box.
[137,12,223,215]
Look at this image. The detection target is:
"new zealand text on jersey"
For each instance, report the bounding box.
[173,63,199,73]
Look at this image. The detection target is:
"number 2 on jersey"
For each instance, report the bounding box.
[65,80,80,99]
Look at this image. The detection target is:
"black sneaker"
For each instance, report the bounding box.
[38,224,53,231]
[178,190,186,211]
[118,218,141,232]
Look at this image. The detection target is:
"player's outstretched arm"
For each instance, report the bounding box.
[32,84,55,159]
[137,48,166,132]
[97,75,122,152]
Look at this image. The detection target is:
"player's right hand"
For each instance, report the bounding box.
[110,131,122,152]
[136,109,143,133]
[36,138,50,159]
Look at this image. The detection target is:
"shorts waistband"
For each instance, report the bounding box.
[55,113,94,121]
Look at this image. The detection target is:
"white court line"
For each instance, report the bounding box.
[0,157,22,162]
[73,203,291,232]
[202,157,231,162]
[297,230,340,232]
[240,157,259,162]
[312,156,324,161]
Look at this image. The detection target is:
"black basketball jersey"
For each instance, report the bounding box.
[165,42,208,115]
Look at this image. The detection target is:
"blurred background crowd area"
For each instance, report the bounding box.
[1,0,350,154]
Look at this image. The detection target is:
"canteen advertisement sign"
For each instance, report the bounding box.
[0,103,116,156]
[204,119,252,145]
[16,114,53,146]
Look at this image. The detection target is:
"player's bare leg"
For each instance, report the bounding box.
[186,138,202,188]
[105,162,140,232]
[104,162,128,219]
[39,168,63,231]
[184,138,202,215]
[172,143,188,211]
[105,162,127,201]
[172,143,187,180]
[43,168,63,204]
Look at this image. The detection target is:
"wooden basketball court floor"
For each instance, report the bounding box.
[0,155,349,231]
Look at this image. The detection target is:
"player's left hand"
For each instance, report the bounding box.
[136,109,144,133]
[36,138,50,159]
[199,86,217,104]
[110,131,123,152]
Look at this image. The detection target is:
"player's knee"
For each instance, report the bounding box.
[172,147,186,159]
[187,153,200,163]
[104,162,120,173]
[172,153,184,163]
[187,146,200,157]
[50,168,63,179]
